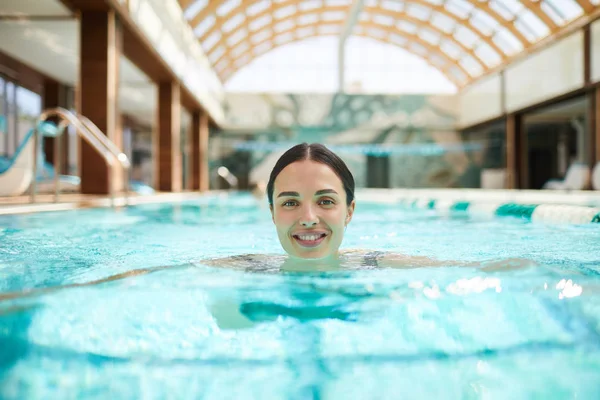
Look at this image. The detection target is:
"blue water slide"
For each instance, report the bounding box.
[0,120,61,196]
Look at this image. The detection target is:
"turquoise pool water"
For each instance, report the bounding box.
[1,193,600,398]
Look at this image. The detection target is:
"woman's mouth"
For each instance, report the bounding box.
[292,233,327,248]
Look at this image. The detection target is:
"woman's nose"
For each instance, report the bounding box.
[299,205,318,227]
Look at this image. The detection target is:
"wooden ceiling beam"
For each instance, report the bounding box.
[574,0,595,14]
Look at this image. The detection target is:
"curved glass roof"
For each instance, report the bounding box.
[179,0,599,87]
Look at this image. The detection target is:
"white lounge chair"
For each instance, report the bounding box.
[543,162,590,190]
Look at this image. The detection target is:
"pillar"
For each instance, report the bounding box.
[595,87,600,166]
[190,111,210,191]
[42,79,69,174]
[506,113,523,189]
[79,9,121,194]
[155,81,182,192]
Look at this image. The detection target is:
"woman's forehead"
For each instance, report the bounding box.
[275,160,343,190]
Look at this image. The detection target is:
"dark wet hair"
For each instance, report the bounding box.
[267,143,355,206]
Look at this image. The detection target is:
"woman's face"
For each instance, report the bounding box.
[270,159,355,259]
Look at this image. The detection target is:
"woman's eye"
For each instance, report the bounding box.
[319,199,335,206]
[282,200,298,207]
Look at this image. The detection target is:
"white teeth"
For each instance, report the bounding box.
[297,234,321,241]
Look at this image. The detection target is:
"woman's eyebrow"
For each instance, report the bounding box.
[315,189,338,196]
[277,191,300,198]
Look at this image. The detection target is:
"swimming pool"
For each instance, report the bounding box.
[1,192,600,398]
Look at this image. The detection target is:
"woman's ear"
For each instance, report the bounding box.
[346,200,355,225]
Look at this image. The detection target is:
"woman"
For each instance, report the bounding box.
[213,142,529,273]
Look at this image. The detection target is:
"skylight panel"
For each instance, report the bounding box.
[459,55,483,76]
[430,12,455,34]
[298,14,320,25]
[491,28,523,55]
[325,0,352,5]
[274,5,296,20]
[297,26,316,38]
[420,28,440,45]
[194,14,215,37]
[406,4,431,21]
[544,0,583,23]
[251,29,272,43]
[517,9,550,40]
[299,0,322,12]
[430,54,447,68]
[488,0,516,21]
[247,1,270,16]
[222,13,245,33]
[389,33,408,46]
[231,42,250,58]
[448,66,468,84]
[381,0,404,13]
[397,20,418,34]
[235,54,251,68]
[372,14,394,26]
[367,27,387,39]
[203,31,221,51]
[440,39,462,59]
[275,32,295,44]
[184,0,208,20]
[474,43,501,67]
[353,25,365,35]
[540,2,565,25]
[495,0,522,15]
[445,0,474,20]
[253,41,272,56]
[227,28,247,46]
[249,15,272,31]
[454,25,479,49]
[322,11,346,21]
[274,19,295,33]
[217,0,241,17]
[215,58,229,72]
[319,25,340,35]
[208,46,225,63]
[470,9,499,36]
[410,42,428,57]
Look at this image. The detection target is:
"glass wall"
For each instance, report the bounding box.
[0,74,42,160]
[0,76,5,155]
[523,96,589,190]
[460,120,507,189]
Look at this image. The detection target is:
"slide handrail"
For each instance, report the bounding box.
[31,108,131,207]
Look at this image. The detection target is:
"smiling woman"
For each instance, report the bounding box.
[267,143,355,260]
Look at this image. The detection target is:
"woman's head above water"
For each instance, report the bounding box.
[267,143,355,260]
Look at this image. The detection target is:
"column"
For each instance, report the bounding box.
[79,9,121,194]
[595,87,600,165]
[506,114,523,189]
[155,81,182,192]
[42,79,69,174]
[190,111,210,191]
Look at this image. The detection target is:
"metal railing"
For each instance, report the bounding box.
[31,108,131,207]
